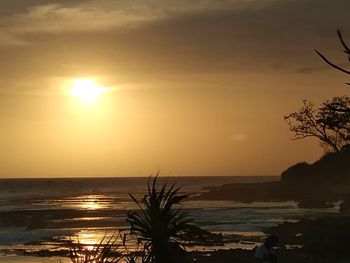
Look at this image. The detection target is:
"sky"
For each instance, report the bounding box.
[0,0,350,178]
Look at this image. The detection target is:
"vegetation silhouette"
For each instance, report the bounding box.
[62,176,222,263]
[285,97,350,152]
[68,234,122,263]
[285,30,350,152]
[126,175,193,263]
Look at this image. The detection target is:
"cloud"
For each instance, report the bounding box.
[0,0,350,89]
[1,0,279,34]
[5,4,147,33]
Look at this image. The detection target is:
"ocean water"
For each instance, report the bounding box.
[0,176,339,262]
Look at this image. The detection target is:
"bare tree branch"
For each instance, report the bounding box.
[314,50,350,75]
[337,29,350,55]
[315,30,350,77]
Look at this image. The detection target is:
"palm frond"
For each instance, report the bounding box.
[126,175,193,263]
[68,234,122,263]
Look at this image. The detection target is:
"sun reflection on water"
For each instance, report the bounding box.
[81,197,102,210]
[77,232,98,250]
[66,230,126,263]
[74,195,109,210]
[73,230,123,251]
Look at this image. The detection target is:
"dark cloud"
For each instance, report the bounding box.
[0,0,350,89]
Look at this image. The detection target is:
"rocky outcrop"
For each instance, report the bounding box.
[197,146,350,204]
[281,145,350,184]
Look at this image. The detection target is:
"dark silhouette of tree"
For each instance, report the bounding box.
[286,30,350,152]
[285,97,350,152]
[320,96,350,142]
[284,100,349,151]
[126,176,193,263]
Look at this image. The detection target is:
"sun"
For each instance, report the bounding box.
[69,79,107,104]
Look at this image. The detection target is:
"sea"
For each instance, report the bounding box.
[0,176,339,263]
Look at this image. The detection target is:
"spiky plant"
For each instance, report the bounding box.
[126,176,193,263]
[68,234,122,263]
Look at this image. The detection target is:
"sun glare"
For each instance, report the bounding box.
[69,79,107,104]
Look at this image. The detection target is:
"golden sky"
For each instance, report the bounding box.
[0,0,350,177]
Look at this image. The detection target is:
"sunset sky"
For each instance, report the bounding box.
[1,0,350,177]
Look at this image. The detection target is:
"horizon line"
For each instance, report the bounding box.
[0,174,280,180]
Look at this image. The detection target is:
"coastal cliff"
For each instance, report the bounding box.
[198,146,350,203]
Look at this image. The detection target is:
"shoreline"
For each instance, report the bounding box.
[0,247,327,263]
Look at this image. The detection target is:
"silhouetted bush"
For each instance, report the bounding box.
[68,234,122,263]
[126,176,193,263]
